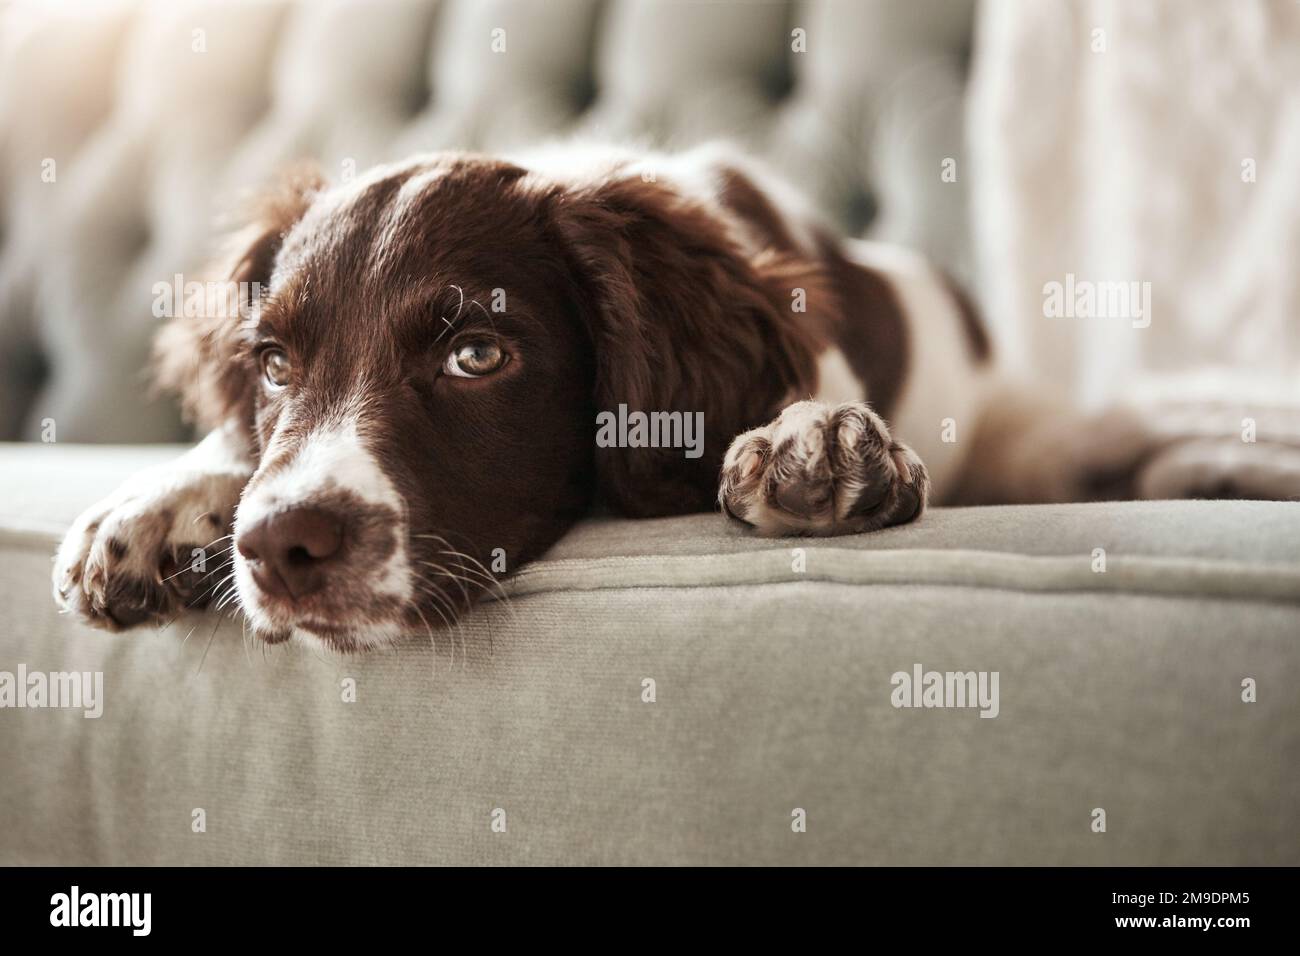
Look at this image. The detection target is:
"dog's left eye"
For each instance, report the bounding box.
[260,349,291,389]
[444,340,507,378]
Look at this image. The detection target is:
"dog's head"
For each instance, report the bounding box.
[156,151,822,650]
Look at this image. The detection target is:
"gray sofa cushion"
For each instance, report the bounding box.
[2,442,1297,865]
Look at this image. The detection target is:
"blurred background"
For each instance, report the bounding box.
[1,0,1297,444]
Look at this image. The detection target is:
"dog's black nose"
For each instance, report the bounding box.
[236,507,344,601]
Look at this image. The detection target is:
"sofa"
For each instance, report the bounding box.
[1,0,1297,865]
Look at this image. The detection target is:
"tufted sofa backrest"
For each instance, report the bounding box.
[0,0,974,442]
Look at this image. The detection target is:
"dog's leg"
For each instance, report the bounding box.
[719,400,930,535]
[53,423,253,630]
[948,383,1300,504]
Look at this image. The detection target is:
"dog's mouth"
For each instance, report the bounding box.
[230,522,504,653]
[238,585,483,654]
[232,550,419,651]
[230,498,418,651]
[276,618,403,654]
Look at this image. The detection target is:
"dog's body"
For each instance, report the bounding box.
[52,144,1300,651]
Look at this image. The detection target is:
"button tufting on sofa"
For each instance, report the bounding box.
[0,0,974,442]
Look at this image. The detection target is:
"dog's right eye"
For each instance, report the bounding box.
[443,340,507,378]
[260,349,291,389]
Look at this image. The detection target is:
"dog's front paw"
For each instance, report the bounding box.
[53,469,246,631]
[719,400,929,535]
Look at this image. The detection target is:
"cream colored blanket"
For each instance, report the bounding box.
[969,0,1300,408]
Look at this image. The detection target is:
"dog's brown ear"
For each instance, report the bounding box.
[153,163,325,433]
[550,174,829,516]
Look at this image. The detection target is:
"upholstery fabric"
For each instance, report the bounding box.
[2,443,1298,865]
[0,0,974,441]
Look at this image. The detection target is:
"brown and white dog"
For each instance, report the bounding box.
[51,144,1300,652]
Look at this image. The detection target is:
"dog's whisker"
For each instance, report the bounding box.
[431,583,472,669]
[411,532,513,607]
[409,602,440,679]
[197,569,239,611]
[414,578,457,625]
[411,532,517,655]
[161,550,234,585]
[240,616,253,668]
[417,560,506,668]
[424,567,472,608]
[428,565,499,612]
[421,547,518,634]
[414,579,462,667]
[193,610,224,678]
[436,551,516,617]
[212,573,243,614]
[183,561,239,608]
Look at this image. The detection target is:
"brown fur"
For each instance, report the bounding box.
[547,171,831,515]
[143,150,917,639]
